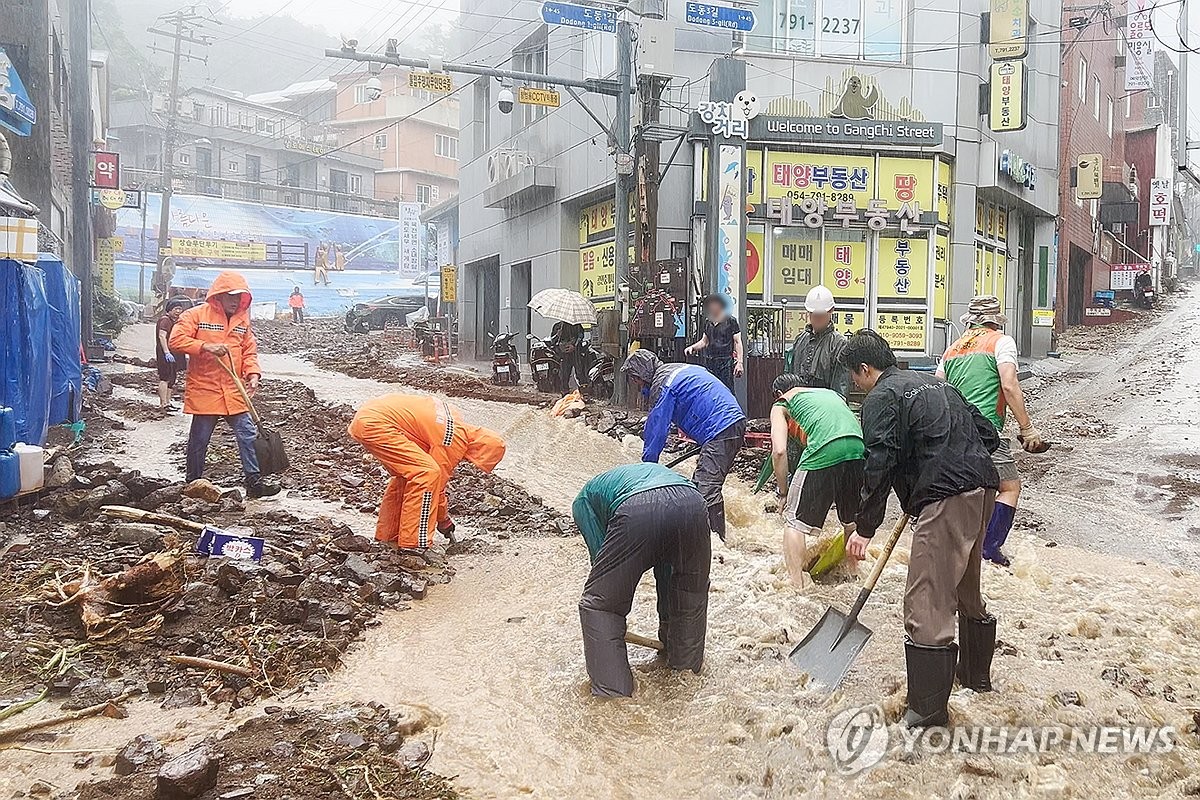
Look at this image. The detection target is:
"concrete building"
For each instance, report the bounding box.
[327,68,460,206]
[453,0,1061,388]
[108,86,390,217]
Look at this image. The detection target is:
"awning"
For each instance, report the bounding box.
[0,47,37,137]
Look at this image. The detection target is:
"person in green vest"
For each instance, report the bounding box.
[769,373,866,586]
[937,295,1047,567]
[572,463,711,697]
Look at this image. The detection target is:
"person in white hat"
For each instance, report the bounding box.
[936,295,1046,567]
[787,285,851,399]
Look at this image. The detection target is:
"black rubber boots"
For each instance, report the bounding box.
[903,640,958,728]
[956,614,997,692]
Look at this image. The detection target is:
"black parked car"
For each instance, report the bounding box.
[344,295,427,333]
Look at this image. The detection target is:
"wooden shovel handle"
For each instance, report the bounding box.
[861,513,911,594]
[100,505,207,533]
[624,632,665,651]
[215,355,262,426]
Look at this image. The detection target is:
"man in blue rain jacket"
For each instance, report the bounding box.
[621,349,746,541]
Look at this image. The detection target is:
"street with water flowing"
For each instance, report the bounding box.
[1,298,1199,799]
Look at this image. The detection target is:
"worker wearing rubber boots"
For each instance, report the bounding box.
[347,394,506,550]
[787,286,852,400]
[842,331,1000,728]
[769,373,865,586]
[168,271,280,498]
[573,463,711,697]
[621,349,746,542]
[938,295,1048,567]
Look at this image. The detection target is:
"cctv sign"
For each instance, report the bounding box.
[92,151,120,189]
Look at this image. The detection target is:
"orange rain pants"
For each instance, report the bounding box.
[347,394,480,549]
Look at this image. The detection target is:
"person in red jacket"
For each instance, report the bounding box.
[169,271,280,498]
[348,394,506,550]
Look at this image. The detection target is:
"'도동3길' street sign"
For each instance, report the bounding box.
[685,2,756,32]
[540,1,617,32]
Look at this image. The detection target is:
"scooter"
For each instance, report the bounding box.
[580,341,615,400]
[490,331,520,386]
[527,334,562,393]
[1135,283,1155,309]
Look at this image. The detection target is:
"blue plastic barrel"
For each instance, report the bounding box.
[0,450,19,499]
[0,408,15,451]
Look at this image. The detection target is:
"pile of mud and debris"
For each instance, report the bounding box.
[254,318,547,407]
[0,469,451,714]
[74,703,457,800]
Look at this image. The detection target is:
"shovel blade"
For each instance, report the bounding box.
[254,429,289,475]
[788,607,873,692]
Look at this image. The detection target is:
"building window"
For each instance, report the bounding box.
[1126,93,1132,118]
[246,155,261,183]
[411,86,436,102]
[1093,77,1101,119]
[514,31,550,126]
[745,0,905,60]
[416,184,434,204]
[178,152,191,166]
[1147,91,1160,109]
[1078,57,1088,101]
[374,133,388,150]
[228,160,239,173]
[431,185,441,202]
[350,173,362,195]
[210,106,223,126]
[354,84,375,104]
[146,154,160,171]
[435,134,458,159]
[1107,96,1114,136]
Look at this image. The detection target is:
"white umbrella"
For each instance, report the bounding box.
[528,288,597,325]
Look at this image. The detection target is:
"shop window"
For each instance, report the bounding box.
[746,0,905,61]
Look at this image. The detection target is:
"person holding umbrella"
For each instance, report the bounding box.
[528,288,599,391]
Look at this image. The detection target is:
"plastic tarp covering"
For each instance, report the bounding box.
[0,259,52,446]
[39,255,83,425]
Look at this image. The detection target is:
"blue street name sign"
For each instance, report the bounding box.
[684,1,756,31]
[540,1,617,32]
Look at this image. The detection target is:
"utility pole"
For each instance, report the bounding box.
[148,8,210,300]
[613,18,635,403]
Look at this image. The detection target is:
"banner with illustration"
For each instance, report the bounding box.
[114,193,407,273]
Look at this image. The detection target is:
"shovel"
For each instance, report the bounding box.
[664,444,701,468]
[788,512,911,691]
[216,356,289,476]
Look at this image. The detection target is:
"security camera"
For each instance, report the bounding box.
[498,87,515,115]
[365,76,383,101]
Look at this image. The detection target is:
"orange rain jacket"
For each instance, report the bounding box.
[348,394,507,549]
[168,271,261,417]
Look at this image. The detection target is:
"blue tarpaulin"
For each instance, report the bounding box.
[39,255,82,426]
[0,258,54,446]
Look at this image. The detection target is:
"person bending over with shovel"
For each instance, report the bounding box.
[841,330,1000,728]
[169,271,280,498]
[572,463,711,697]
[769,373,865,587]
[348,394,506,551]
[621,349,746,542]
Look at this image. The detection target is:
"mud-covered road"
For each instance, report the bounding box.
[1019,295,1200,570]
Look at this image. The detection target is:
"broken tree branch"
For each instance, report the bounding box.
[166,655,256,677]
[0,691,138,742]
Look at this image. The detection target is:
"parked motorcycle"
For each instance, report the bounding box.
[527,334,562,393]
[580,341,615,400]
[1134,279,1155,309]
[490,331,520,386]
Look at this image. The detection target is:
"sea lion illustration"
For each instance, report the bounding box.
[830,76,880,120]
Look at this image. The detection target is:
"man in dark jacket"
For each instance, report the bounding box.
[622,349,746,541]
[787,285,851,399]
[841,330,1000,728]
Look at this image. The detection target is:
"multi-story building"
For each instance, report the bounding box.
[108,86,389,217]
[327,67,460,206]
[454,0,1060,388]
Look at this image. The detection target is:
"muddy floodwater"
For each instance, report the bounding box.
[42,322,1196,799]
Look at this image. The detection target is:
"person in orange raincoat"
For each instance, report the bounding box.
[348,394,506,550]
[169,271,281,498]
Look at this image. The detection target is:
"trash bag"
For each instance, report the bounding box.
[39,255,83,425]
[550,390,585,417]
[0,259,52,446]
